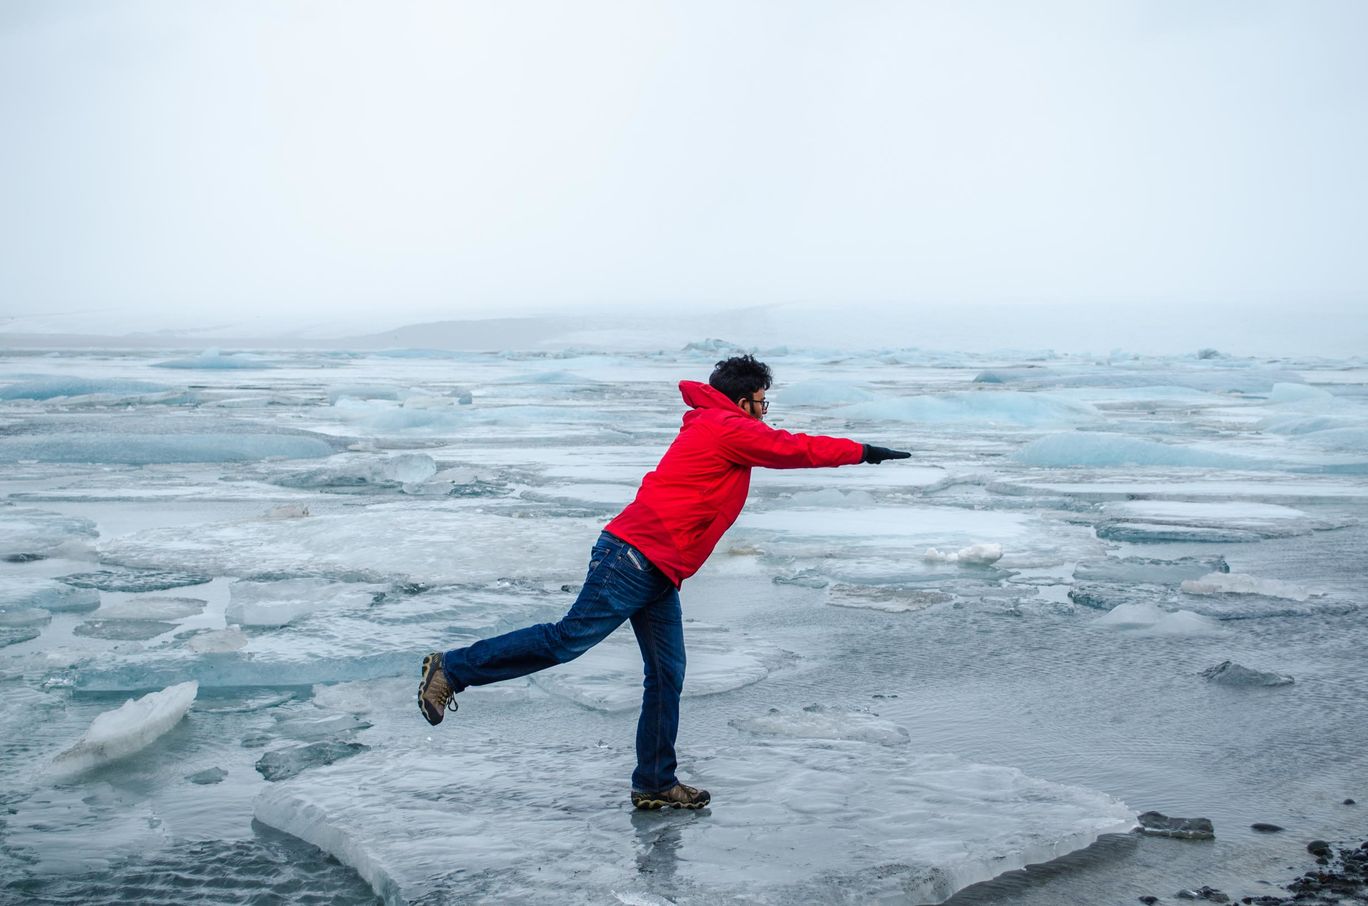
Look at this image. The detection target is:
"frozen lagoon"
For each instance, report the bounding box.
[1,346,1366,904]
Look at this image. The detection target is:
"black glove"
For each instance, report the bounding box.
[862,444,911,464]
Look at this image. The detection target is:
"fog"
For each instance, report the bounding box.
[1,1,1364,355]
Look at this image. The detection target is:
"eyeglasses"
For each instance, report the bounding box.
[744,396,770,413]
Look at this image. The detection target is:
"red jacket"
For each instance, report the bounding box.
[605,380,864,587]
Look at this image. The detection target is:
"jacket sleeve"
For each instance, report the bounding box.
[712,416,865,470]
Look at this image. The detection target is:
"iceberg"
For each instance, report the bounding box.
[253,740,1135,905]
[49,681,198,776]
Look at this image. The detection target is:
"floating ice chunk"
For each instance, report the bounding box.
[1097,500,1326,544]
[838,392,1099,427]
[730,704,910,746]
[0,377,177,400]
[1073,556,1228,584]
[256,741,368,782]
[924,543,1003,565]
[153,348,273,369]
[1094,603,1222,636]
[532,624,775,712]
[50,681,198,776]
[779,380,875,405]
[226,579,382,627]
[0,606,51,628]
[73,619,177,641]
[0,505,98,559]
[1201,661,1294,687]
[1,577,100,612]
[96,596,206,620]
[253,741,1135,904]
[61,568,211,593]
[186,766,228,784]
[1012,433,1262,469]
[1180,573,1315,602]
[273,711,372,741]
[826,584,953,612]
[187,627,249,653]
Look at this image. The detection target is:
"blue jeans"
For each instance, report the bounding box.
[442,531,685,793]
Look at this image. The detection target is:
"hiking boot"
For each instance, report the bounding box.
[631,782,710,810]
[418,652,457,726]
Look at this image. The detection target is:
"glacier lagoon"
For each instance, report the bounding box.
[1,345,1366,905]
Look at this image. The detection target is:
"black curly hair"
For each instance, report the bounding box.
[709,355,772,404]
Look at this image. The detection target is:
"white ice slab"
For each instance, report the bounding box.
[730,704,910,746]
[0,505,98,558]
[253,739,1135,905]
[50,681,198,776]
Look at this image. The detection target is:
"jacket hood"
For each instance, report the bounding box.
[679,380,744,413]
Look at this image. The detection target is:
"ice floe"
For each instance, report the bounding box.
[0,505,98,559]
[50,681,198,776]
[1180,572,1316,602]
[226,579,383,627]
[729,704,910,746]
[253,740,1135,904]
[1,577,101,612]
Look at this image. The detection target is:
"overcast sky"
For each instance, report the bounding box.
[1,1,1364,352]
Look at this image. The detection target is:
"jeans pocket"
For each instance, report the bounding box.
[623,547,649,572]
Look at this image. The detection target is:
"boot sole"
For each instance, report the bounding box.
[418,652,455,726]
[631,798,708,810]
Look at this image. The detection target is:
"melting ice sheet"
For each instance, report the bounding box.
[254,738,1135,905]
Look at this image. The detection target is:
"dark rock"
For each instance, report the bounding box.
[1176,886,1229,902]
[1345,799,1357,805]
[1139,897,1159,905]
[1307,840,1332,857]
[1138,810,1216,840]
[1201,661,1294,687]
[1251,823,1285,833]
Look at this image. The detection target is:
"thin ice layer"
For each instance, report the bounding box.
[0,505,98,559]
[253,740,1135,905]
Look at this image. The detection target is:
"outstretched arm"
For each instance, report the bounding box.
[714,418,907,470]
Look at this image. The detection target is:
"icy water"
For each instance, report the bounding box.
[1,345,1366,905]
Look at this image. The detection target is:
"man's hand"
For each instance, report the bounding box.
[862,444,911,464]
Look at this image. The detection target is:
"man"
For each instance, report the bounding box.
[418,355,909,809]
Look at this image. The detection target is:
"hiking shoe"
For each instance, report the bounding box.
[418,652,456,726]
[631,783,710,810]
